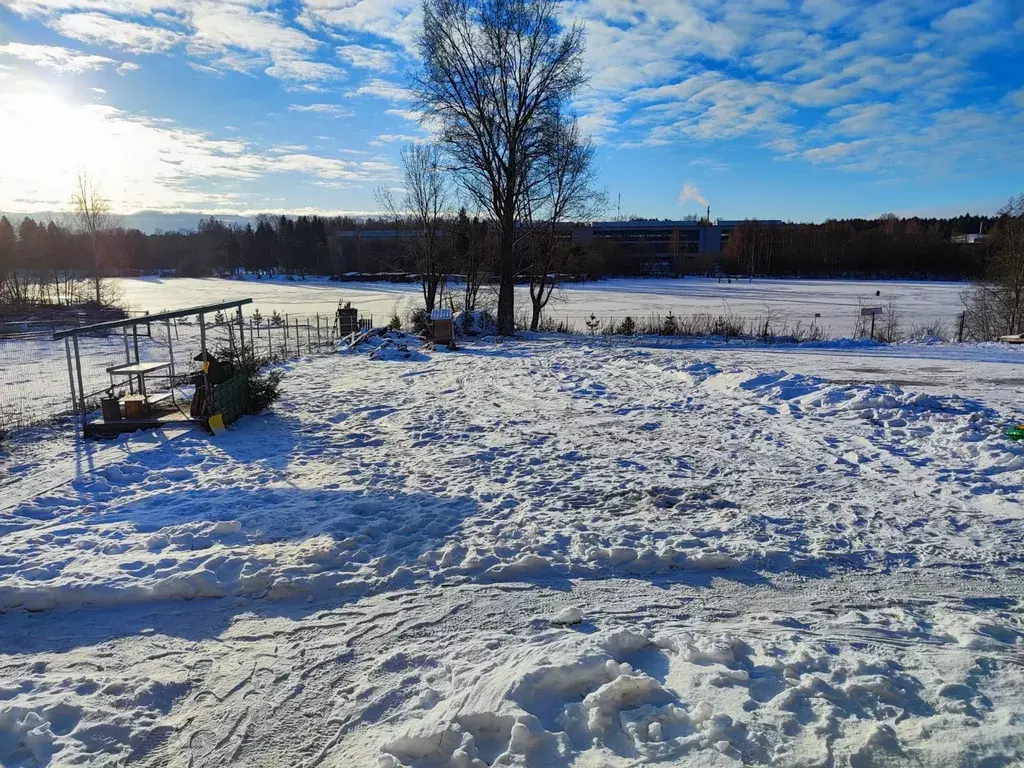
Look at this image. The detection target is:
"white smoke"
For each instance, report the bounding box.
[678,181,709,208]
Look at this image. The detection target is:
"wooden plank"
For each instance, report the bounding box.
[106,361,171,375]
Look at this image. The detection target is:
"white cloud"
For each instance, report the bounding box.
[803,139,870,164]
[369,133,423,146]
[0,42,116,72]
[52,12,183,53]
[347,77,412,102]
[827,103,893,136]
[932,0,1000,36]
[385,107,423,123]
[266,58,343,81]
[5,0,174,14]
[336,44,397,72]
[117,61,141,74]
[287,103,351,116]
[269,153,397,180]
[679,182,709,208]
[689,157,731,172]
[301,0,421,54]
[629,71,790,143]
[187,1,343,82]
[565,0,1024,175]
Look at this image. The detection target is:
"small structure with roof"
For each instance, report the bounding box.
[430,308,454,346]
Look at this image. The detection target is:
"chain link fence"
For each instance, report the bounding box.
[0,310,352,436]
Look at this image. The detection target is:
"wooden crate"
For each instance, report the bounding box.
[122,395,149,420]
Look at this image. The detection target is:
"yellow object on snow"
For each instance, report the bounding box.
[209,413,226,435]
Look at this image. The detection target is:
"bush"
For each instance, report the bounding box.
[456,310,498,336]
[618,316,636,335]
[408,308,430,335]
[388,308,402,331]
[213,344,283,415]
[535,316,570,333]
[242,358,284,414]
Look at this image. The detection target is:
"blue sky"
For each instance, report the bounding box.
[1,0,1022,223]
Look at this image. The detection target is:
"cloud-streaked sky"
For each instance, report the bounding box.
[1,0,1022,222]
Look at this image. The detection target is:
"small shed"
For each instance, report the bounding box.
[430,308,453,345]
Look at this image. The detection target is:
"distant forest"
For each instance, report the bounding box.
[0,211,1000,306]
[718,214,992,280]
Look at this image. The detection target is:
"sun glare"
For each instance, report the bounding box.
[0,86,250,213]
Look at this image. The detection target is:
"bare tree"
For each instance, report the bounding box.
[70,172,116,304]
[376,143,453,312]
[521,116,601,331]
[413,0,588,335]
[962,194,1024,339]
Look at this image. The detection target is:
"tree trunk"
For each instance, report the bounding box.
[530,300,541,331]
[529,272,548,331]
[496,227,516,335]
[424,278,437,313]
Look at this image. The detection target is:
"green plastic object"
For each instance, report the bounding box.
[1007,425,1024,441]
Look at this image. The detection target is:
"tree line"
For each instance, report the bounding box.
[0,208,1010,299]
[719,214,994,280]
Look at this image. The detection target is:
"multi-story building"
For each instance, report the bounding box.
[573,219,782,266]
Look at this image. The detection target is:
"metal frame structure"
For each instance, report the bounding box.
[54,299,252,437]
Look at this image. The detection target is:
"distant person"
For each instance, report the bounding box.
[876,290,881,297]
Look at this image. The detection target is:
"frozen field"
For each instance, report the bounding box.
[1,334,1022,767]
[115,276,968,336]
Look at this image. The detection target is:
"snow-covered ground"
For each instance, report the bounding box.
[1,335,1023,767]
[114,275,968,336]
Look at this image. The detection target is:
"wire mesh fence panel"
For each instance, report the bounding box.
[0,310,348,435]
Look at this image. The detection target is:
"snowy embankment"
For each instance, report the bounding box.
[1,336,1022,766]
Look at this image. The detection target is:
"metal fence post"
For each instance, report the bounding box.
[166,319,176,386]
[267,319,273,359]
[199,312,210,408]
[65,337,78,416]
[295,318,301,356]
[132,325,142,393]
[316,313,321,347]
[72,336,86,428]
[236,306,246,359]
[958,312,965,343]
[123,326,134,395]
